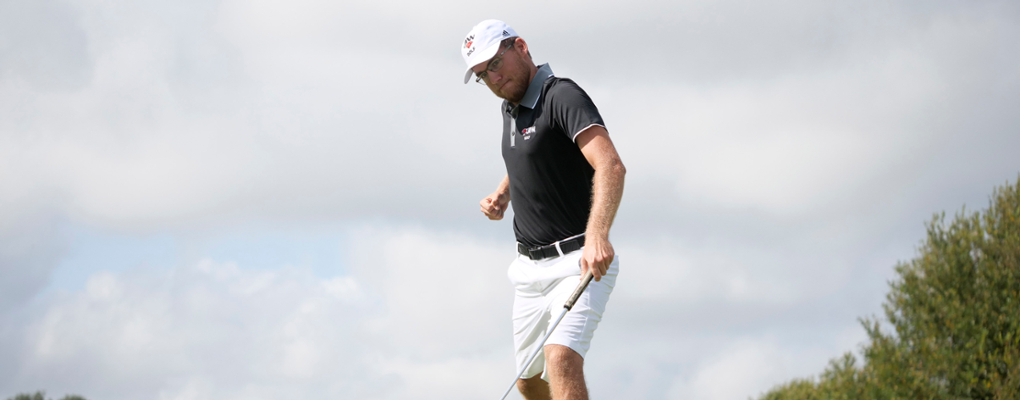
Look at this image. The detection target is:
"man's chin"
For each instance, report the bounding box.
[497,83,526,103]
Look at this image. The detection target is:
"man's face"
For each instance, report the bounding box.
[472,40,531,103]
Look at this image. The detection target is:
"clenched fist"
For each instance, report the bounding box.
[480,190,510,220]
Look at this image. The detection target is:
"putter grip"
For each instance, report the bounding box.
[564,270,595,310]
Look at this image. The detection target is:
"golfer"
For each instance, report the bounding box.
[461,20,626,400]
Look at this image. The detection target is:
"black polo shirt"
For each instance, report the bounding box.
[502,64,605,248]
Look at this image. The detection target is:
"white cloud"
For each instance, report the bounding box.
[3,0,1017,230]
[18,259,378,399]
[668,337,806,400]
[347,226,513,353]
[4,226,522,400]
[605,27,994,215]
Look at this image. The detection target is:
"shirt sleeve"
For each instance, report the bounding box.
[547,79,606,142]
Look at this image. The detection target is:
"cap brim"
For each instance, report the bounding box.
[462,43,502,84]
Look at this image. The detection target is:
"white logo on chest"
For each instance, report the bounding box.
[521,126,536,140]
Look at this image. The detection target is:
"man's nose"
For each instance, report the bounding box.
[487,71,504,85]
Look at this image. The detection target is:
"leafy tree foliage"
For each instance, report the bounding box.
[760,177,1020,400]
[5,392,86,400]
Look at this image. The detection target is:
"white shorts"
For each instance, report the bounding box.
[507,248,619,381]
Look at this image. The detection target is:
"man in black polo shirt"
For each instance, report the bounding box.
[461,20,626,400]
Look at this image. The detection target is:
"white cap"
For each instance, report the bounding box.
[461,20,518,84]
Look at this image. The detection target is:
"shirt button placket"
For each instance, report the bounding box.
[510,107,518,148]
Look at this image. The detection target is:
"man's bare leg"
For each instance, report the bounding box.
[545,344,588,400]
[517,374,551,400]
[516,345,587,400]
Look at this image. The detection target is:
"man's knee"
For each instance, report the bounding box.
[544,344,583,371]
[544,344,589,399]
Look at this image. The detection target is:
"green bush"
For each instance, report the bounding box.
[5,391,86,400]
[759,177,1020,400]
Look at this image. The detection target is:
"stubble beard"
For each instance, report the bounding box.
[493,58,531,104]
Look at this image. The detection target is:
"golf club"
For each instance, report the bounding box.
[499,269,595,400]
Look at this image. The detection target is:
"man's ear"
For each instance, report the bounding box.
[514,38,532,60]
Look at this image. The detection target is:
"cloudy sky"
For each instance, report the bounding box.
[2,0,1018,399]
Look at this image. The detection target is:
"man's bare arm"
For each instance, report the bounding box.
[576,125,626,281]
[481,174,511,220]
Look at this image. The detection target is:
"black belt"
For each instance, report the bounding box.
[517,234,585,260]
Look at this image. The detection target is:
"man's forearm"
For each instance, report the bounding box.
[497,174,511,198]
[586,160,625,239]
